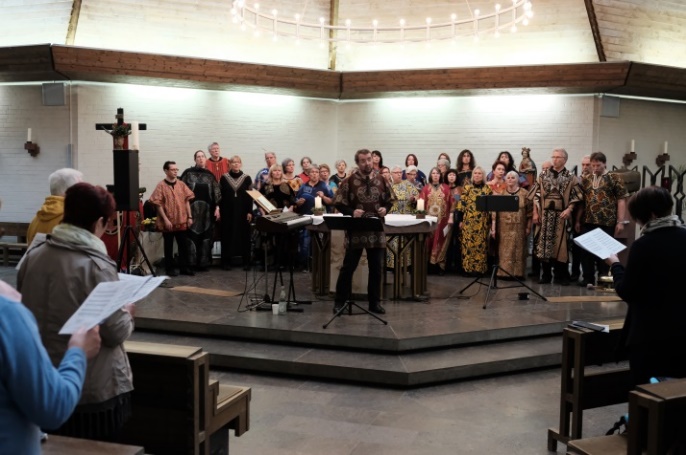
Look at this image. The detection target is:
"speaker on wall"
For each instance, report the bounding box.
[42,83,66,106]
[600,96,620,118]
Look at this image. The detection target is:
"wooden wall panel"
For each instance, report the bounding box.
[50,46,341,98]
[0,45,62,83]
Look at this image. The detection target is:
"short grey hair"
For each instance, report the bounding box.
[391,165,403,173]
[49,168,83,196]
[506,170,519,180]
[207,142,219,151]
[406,165,418,173]
[553,148,568,160]
[437,159,450,168]
[335,159,347,168]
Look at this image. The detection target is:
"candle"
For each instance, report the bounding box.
[630,139,635,153]
[130,121,139,150]
[416,199,425,212]
[664,141,669,155]
[314,196,322,209]
[27,128,32,142]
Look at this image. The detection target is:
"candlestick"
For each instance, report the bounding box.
[416,199,425,212]
[27,128,32,142]
[664,141,669,155]
[314,196,322,209]
[630,139,635,153]
[130,121,139,150]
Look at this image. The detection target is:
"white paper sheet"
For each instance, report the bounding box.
[59,275,167,335]
[573,227,626,260]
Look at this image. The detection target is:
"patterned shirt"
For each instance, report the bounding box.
[581,172,628,226]
[334,170,395,248]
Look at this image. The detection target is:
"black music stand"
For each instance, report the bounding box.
[459,195,546,309]
[269,230,311,312]
[322,216,389,328]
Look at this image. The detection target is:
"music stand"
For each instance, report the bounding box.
[322,215,389,328]
[459,195,546,309]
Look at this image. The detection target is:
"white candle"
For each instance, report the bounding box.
[417,199,425,211]
[27,128,32,142]
[630,139,635,153]
[664,141,669,154]
[314,196,322,209]
[130,121,139,150]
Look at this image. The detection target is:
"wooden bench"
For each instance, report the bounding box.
[120,341,251,455]
[43,434,145,455]
[548,319,633,451]
[567,378,686,455]
[0,221,30,266]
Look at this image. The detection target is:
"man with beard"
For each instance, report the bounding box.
[532,148,583,285]
[333,149,395,314]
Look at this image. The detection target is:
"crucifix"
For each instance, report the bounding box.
[95,107,147,150]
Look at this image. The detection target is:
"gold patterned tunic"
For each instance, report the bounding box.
[457,182,492,274]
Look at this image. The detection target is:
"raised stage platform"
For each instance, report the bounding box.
[124,266,627,387]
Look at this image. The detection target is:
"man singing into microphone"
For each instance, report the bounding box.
[333,149,395,314]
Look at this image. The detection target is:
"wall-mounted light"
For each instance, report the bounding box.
[656,141,670,167]
[25,128,39,157]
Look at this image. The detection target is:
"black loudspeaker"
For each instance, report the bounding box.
[112,150,140,211]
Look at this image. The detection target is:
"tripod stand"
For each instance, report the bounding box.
[321,216,389,329]
[116,208,156,276]
[459,195,546,309]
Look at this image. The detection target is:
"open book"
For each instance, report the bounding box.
[573,227,626,260]
[59,274,167,335]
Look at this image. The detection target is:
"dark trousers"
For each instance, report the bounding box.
[163,230,189,271]
[335,247,384,306]
[582,224,614,284]
[570,237,582,279]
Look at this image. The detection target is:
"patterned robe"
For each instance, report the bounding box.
[457,182,492,274]
[495,187,532,278]
[207,157,230,182]
[533,168,583,262]
[420,183,453,267]
[386,180,420,268]
[149,179,195,232]
[180,166,222,268]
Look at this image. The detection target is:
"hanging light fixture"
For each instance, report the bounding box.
[230,1,534,44]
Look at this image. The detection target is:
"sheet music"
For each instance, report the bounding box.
[15,233,47,270]
[59,275,167,335]
[573,227,626,260]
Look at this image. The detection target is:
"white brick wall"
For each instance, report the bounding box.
[0,85,71,222]
[2,82,686,223]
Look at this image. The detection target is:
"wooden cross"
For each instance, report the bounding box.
[95,108,147,150]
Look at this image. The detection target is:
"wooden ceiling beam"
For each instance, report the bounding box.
[584,0,607,62]
[1,46,686,102]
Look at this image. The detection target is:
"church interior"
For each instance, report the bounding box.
[2,0,686,454]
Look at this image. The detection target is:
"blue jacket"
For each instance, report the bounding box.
[0,296,86,455]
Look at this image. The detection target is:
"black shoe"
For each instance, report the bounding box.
[556,279,570,286]
[538,277,552,284]
[333,304,345,314]
[167,269,179,277]
[369,303,386,314]
[570,274,580,282]
[180,268,195,276]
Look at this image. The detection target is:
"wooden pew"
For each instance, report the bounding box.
[43,434,144,455]
[566,378,686,455]
[0,221,30,266]
[547,319,633,451]
[120,341,251,455]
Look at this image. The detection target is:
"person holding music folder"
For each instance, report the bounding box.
[333,149,395,315]
[17,183,136,443]
[605,186,686,386]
